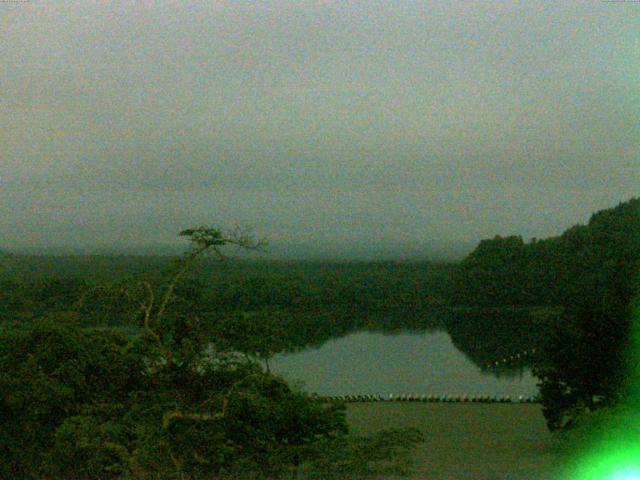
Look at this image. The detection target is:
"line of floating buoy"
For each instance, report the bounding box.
[317,394,540,404]
[484,347,538,370]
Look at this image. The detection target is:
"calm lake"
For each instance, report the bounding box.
[270,330,539,398]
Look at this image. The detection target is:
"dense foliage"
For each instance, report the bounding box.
[0,259,454,351]
[453,198,640,430]
[0,228,425,479]
[1,316,410,479]
[2,196,637,451]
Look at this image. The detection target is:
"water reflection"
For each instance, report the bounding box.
[270,330,539,397]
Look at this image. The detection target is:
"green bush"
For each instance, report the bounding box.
[0,317,421,479]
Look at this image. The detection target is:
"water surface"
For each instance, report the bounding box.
[270,331,538,397]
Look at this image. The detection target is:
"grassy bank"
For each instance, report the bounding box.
[346,403,563,480]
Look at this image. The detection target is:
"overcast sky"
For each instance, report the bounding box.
[1,1,638,258]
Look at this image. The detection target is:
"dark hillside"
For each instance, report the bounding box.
[451,197,640,430]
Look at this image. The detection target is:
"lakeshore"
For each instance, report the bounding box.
[346,403,563,480]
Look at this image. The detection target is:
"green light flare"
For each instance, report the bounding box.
[569,442,640,480]
[609,472,640,480]
[564,267,640,480]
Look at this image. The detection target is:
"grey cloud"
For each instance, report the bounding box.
[1,1,638,256]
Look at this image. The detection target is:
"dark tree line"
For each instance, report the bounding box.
[3,199,638,438]
[0,228,424,479]
[0,259,453,354]
[452,198,640,429]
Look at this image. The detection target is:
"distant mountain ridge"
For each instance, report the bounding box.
[5,239,473,262]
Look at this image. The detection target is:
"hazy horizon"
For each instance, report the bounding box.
[3,235,474,261]
[5,195,635,261]
[2,1,638,259]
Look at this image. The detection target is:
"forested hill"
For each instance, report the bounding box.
[451,197,640,430]
[451,197,640,308]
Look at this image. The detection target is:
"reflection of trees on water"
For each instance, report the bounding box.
[445,307,545,375]
[277,306,446,353]
[270,305,557,379]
